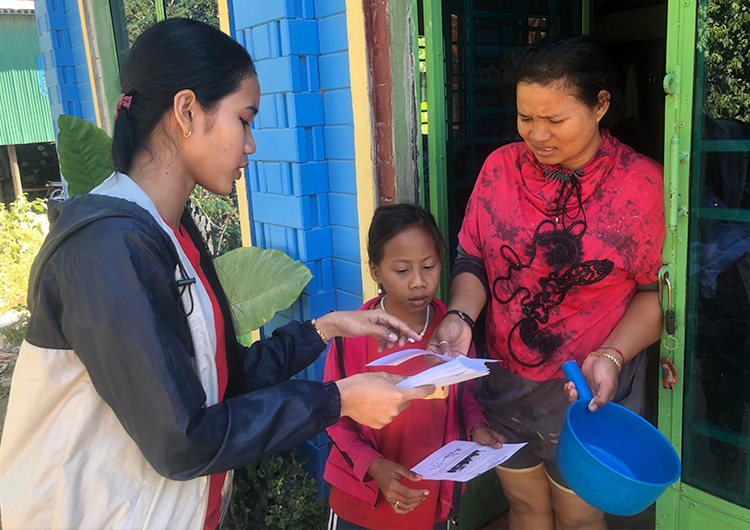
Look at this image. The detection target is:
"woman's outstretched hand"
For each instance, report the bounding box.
[426,313,473,358]
[563,355,619,411]
[315,310,421,352]
[336,373,435,429]
[368,458,429,514]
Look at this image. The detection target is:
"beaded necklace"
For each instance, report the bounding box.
[379,295,431,338]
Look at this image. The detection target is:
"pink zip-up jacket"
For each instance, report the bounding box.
[322,297,488,519]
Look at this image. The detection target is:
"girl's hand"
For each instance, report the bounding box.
[471,423,506,448]
[315,310,421,352]
[571,354,619,411]
[426,314,473,359]
[336,373,435,429]
[367,458,429,514]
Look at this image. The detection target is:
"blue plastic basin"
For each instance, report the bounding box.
[557,361,681,515]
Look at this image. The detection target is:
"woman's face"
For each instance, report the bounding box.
[186,75,260,195]
[516,80,607,170]
[369,226,441,320]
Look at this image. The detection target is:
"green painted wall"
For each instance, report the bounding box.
[0,13,54,145]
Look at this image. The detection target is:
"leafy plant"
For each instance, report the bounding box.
[215,247,312,346]
[698,0,750,122]
[57,115,115,196]
[189,187,242,256]
[223,449,328,530]
[0,197,48,313]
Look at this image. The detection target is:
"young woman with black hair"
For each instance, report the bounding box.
[428,35,665,529]
[0,18,433,530]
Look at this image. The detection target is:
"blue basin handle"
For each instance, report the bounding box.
[562,360,593,402]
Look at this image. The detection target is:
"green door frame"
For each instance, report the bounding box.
[657,0,695,523]
[422,0,451,297]
[660,0,750,528]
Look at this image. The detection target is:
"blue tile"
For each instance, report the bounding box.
[323,125,355,160]
[304,126,325,162]
[328,160,356,193]
[300,290,337,319]
[258,162,289,194]
[233,0,290,28]
[280,19,319,56]
[76,82,92,100]
[336,288,364,309]
[251,193,312,229]
[292,161,328,196]
[80,99,96,122]
[318,51,349,90]
[287,93,324,127]
[52,47,73,66]
[313,192,329,225]
[255,56,306,94]
[244,162,260,192]
[318,13,348,54]
[328,192,358,228]
[322,89,353,125]
[63,0,78,12]
[304,258,333,294]
[266,224,300,258]
[252,128,307,163]
[257,94,278,128]
[314,0,346,18]
[70,44,87,66]
[331,225,360,262]
[47,12,67,30]
[333,258,363,295]
[38,31,54,53]
[298,227,332,262]
[303,55,320,91]
[59,83,78,101]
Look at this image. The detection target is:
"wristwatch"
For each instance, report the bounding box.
[445,309,475,329]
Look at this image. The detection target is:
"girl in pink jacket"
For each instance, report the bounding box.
[323,204,505,530]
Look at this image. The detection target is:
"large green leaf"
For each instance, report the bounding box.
[57,115,114,196]
[214,247,312,346]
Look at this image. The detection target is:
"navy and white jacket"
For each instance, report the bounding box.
[0,173,340,529]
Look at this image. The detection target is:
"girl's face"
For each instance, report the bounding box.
[516,80,608,170]
[185,75,260,195]
[370,226,441,318]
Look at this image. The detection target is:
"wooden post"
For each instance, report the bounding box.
[8,145,23,199]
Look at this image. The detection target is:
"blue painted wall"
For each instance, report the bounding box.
[34,0,94,132]
[230,0,361,483]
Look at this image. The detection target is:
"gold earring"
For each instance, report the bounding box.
[184,130,192,138]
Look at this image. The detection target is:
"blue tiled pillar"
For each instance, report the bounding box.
[34,0,95,133]
[231,0,361,485]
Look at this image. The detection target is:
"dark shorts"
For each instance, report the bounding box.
[474,351,648,489]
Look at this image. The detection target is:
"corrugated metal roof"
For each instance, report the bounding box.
[0,13,54,145]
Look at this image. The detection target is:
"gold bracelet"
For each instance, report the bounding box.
[588,350,622,373]
[311,318,329,345]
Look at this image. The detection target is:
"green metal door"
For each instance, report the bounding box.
[660,0,750,528]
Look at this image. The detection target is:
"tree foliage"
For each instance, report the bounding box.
[698,0,750,122]
[124,0,219,45]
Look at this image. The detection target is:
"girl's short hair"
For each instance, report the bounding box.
[112,18,256,172]
[367,204,445,265]
[511,34,623,129]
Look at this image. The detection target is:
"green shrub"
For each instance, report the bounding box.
[0,197,48,314]
[224,450,328,530]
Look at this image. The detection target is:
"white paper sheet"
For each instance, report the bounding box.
[396,355,497,389]
[365,348,454,366]
[411,440,527,482]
